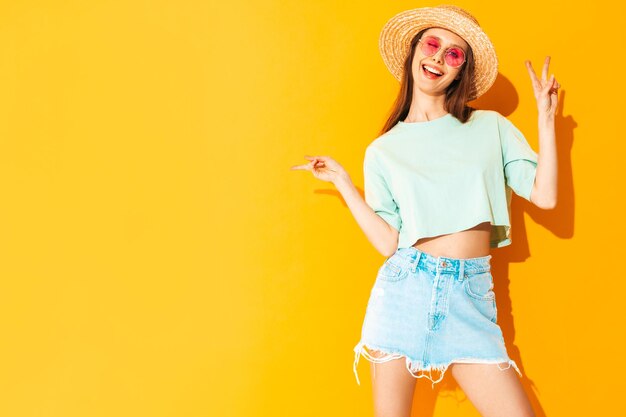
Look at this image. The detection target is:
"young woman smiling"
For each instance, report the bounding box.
[292,5,559,417]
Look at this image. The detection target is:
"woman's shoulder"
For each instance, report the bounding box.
[466,109,513,131]
[469,108,503,121]
[367,127,402,151]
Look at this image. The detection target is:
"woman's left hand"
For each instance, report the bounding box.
[525,56,560,119]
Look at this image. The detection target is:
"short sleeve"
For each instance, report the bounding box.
[497,114,538,202]
[363,147,402,231]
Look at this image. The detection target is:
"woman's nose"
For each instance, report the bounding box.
[431,49,445,65]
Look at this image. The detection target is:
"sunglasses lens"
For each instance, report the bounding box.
[445,48,465,68]
[420,36,440,55]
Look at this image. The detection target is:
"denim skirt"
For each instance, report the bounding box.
[353,247,522,389]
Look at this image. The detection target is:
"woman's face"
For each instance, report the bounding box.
[411,27,469,96]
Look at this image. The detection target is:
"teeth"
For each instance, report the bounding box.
[423,65,443,75]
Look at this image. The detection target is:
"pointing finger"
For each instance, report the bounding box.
[290,163,312,170]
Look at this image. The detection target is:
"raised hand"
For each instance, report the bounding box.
[525,56,560,119]
[290,155,349,184]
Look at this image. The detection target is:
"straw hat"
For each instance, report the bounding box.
[379,4,498,101]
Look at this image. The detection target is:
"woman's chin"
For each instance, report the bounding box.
[414,84,448,97]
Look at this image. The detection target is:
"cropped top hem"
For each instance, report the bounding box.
[392,218,513,250]
[363,109,538,250]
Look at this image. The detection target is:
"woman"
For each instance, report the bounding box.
[291,5,558,417]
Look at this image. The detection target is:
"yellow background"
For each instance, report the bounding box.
[0,1,622,416]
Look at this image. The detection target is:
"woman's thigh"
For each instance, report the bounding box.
[450,362,535,417]
[369,351,416,417]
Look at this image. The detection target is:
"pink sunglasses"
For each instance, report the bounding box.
[417,36,467,68]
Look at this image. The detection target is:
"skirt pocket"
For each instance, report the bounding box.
[464,271,495,300]
[376,256,409,282]
[463,271,497,323]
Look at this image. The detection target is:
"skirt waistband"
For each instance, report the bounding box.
[395,247,491,278]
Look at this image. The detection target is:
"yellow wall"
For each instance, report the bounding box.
[0,1,622,416]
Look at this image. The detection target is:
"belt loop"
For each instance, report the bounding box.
[458,259,465,281]
[412,250,422,273]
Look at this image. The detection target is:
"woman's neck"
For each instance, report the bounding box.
[404,94,448,122]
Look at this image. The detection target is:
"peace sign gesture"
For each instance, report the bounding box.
[525,56,560,119]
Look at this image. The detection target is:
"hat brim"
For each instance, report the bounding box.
[379,6,498,101]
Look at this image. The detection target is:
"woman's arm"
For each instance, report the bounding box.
[530,115,558,209]
[290,155,399,257]
[525,56,561,209]
[334,174,399,257]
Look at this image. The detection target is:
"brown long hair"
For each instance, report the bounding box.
[379,28,477,136]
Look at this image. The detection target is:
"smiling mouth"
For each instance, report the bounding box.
[422,65,443,78]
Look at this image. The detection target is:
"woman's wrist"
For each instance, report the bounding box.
[538,112,555,125]
[333,173,354,191]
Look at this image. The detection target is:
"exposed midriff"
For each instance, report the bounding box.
[411,221,492,259]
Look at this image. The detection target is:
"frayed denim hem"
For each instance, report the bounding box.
[353,341,522,390]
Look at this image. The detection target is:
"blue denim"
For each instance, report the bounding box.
[353,247,522,389]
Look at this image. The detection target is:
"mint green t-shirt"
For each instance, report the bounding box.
[363,109,538,249]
